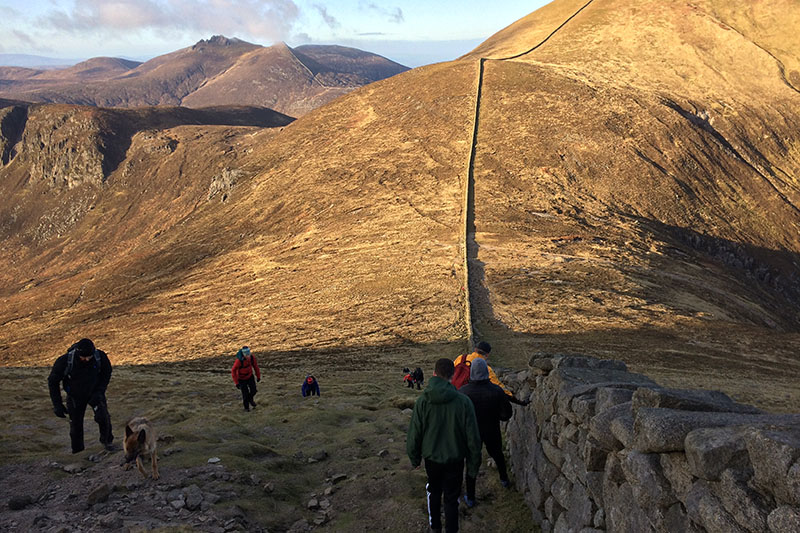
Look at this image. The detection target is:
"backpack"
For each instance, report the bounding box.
[63,348,101,379]
[451,354,472,389]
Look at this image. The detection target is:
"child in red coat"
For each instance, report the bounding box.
[231,346,260,411]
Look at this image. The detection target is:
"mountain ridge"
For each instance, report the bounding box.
[0,37,409,116]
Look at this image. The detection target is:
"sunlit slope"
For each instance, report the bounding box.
[0,62,476,365]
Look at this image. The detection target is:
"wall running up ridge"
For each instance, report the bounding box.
[502,354,800,533]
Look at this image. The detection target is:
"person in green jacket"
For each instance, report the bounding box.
[407,358,481,533]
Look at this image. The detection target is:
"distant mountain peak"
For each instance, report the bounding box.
[193,35,246,49]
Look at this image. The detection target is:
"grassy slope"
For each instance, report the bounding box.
[0,343,536,532]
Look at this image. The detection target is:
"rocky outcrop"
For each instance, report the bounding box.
[0,105,27,165]
[15,106,126,188]
[504,354,800,533]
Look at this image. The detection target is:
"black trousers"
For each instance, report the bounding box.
[465,429,508,500]
[240,376,257,408]
[66,394,113,453]
[425,458,464,533]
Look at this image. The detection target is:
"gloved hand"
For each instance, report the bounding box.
[54,403,67,418]
[235,383,241,389]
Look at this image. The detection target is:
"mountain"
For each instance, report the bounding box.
[0,37,409,117]
[0,54,81,68]
[1,1,799,412]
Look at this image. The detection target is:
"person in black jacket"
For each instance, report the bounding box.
[48,338,114,453]
[458,357,513,507]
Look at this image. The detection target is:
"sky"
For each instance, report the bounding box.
[0,1,550,67]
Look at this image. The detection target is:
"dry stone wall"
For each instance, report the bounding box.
[502,354,800,533]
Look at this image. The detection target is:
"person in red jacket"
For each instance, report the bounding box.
[231,346,260,411]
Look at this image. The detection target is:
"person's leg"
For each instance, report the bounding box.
[66,396,88,453]
[240,382,250,410]
[465,474,477,503]
[424,460,444,531]
[89,395,114,446]
[485,432,509,484]
[442,460,464,533]
[249,377,257,406]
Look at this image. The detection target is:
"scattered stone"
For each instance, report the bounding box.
[320,498,331,510]
[307,497,320,510]
[323,486,333,496]
[8,495,32,510]
[162,447,182,456]
[402,408,413,415]
[170,499,186,510]
[311,450,328,462]
[208,457,221,464]
[331,473,348,484]
[377,449,389,458]
[88,453,102,463]
[263,482,275,494]
[98,511,122,529]
[184,485,203,511]
[64,463,84,474]
[87,484,112,505]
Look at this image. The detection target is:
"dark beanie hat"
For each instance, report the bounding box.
[75,338,95,357]
[476,341,491,354]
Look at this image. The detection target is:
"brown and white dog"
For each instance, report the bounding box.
[123,417,159,480]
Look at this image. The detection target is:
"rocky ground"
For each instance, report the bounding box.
[0,343,536,532]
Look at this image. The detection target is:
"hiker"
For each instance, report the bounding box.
[48,338,115,454]
[412,367,424,390]
[403,367,415,388]
[231,346,260,411]
[459,357,513,506]
[452,341,529,406]
[407,358,481,533]
[302,375,320,397]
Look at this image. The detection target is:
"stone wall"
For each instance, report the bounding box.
[502,354,800,533]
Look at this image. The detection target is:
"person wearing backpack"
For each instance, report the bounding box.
[452,341,529,407]
[48,338,115,454]
[231,346,260,411]
[458,357,513,507]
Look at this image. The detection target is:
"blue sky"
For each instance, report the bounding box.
[0,1,550,67]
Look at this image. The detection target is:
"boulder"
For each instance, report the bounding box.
[632,408,800,453]
[184,484,204,511]
[684,426,750,480]
[621,451,678,509]
[584,437,608,472]
[659,452,694,501]
[566,482,593,531]
[610,413,635,448]
[768,506,800,533]
[551,475,572,510]
[745,426,800,506]
[596,387,634,414]
[717,469,770,533]
[685,481,747,533]
[589,402,632,451]
[632,388,763,414]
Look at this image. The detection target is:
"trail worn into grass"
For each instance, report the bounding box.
[0,343,536,532]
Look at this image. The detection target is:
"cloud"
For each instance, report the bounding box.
[313,4,340,30]
[357,32,387,37]
[39,0,301,42]
[359,2,404,24]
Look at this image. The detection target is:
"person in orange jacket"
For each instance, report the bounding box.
[231,346,260,411]
[453,342,529,406]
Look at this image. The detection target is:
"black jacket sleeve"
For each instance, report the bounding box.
[48,355,67,408]
[95,351,112,394]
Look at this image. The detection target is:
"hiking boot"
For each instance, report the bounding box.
[501,479,511,489]
[103,443,119,452]
[463,494,475,508]
[244,406,250,412]
[250,400,257,407]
